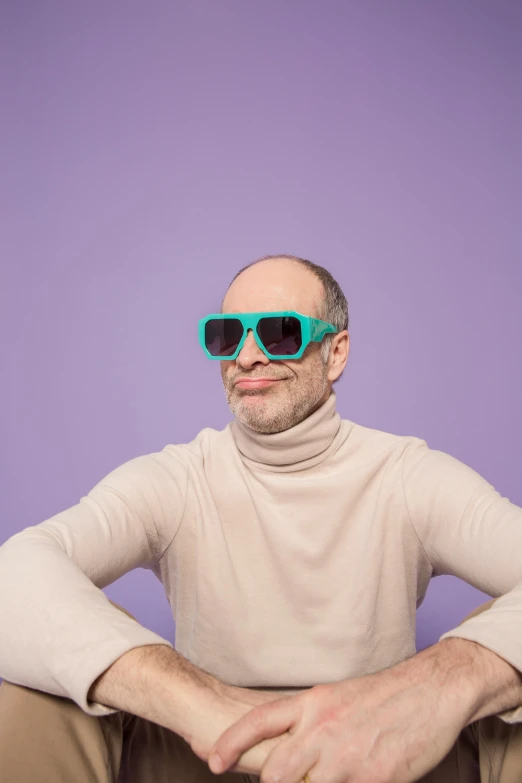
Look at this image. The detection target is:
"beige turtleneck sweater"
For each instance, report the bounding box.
[1,392,522,723]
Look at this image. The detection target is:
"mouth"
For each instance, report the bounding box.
[233,378,284,390]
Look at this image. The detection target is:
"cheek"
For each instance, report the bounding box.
[289,352,322,376]
[220,361,236,382]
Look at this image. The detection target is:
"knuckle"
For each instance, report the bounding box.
[260,768,282,783]
[309,682,330,699]
[249,707,268,730]
[261,774,280,783]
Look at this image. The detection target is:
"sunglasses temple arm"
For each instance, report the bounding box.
[310,319,337,342]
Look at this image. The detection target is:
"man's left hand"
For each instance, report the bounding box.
[207,664,473,783]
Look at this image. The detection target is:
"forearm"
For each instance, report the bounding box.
[441,637,522,722]
[88,644,290,770]
[88,643,225,743]
[392,636,522,724]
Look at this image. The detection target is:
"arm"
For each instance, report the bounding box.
[402,437,522,722]
[0,445,187,716]
[386,632,522,725]
[205,635,522,782]
[205,440,522,782]
[88,642,227,746]
[426,636,522,723]
[88,641,290,768]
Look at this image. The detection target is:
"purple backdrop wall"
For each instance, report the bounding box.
[2,2,521,669]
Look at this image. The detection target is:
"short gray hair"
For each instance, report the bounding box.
[225,254,349,379]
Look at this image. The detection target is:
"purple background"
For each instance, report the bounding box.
[2,2,521,669]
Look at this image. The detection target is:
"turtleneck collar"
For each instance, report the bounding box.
[230,391,344,472]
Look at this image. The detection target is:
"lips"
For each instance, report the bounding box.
[233,377,284,389]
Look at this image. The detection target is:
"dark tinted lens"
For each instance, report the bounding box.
[205,318,244,356]
[257,316,302,356]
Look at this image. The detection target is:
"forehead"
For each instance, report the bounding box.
[222,258,323,315]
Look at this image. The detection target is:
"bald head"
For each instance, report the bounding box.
[222,256,324,318]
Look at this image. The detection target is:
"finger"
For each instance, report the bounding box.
[209,698,299,773]
[260,733,319,783]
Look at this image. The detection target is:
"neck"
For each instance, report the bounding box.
[230,391,343,471]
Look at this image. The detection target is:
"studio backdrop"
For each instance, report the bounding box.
[1,1,521,675]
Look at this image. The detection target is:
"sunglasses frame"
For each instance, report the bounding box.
[198,310,338,360]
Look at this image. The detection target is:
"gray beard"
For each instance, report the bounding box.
[225,366,329,434]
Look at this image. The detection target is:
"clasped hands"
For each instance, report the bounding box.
[197,655,476,783]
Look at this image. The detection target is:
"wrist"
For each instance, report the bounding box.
[218,682,284,707]
[387,638,481,722]
[394,637,522,724]
[439,638,522,723]
[426,638,490,720]
[90,643,228,744]
[143,648,227,741]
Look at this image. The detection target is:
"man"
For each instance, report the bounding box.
[1,254,522,783]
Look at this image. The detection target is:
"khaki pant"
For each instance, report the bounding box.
[1,599,521,782]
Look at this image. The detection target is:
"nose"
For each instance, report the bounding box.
[235,329,270,369]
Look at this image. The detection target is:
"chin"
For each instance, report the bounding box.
[235,401,290,434]
[235,395,272,415]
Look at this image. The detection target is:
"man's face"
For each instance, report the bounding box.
[220,258,333,434]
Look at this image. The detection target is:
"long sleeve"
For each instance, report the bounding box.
[401,437,522,723]
[0,444,187,716]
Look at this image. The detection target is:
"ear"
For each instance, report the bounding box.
[327,331,349,382]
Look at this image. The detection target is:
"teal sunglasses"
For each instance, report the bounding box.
[198,310,338,360]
